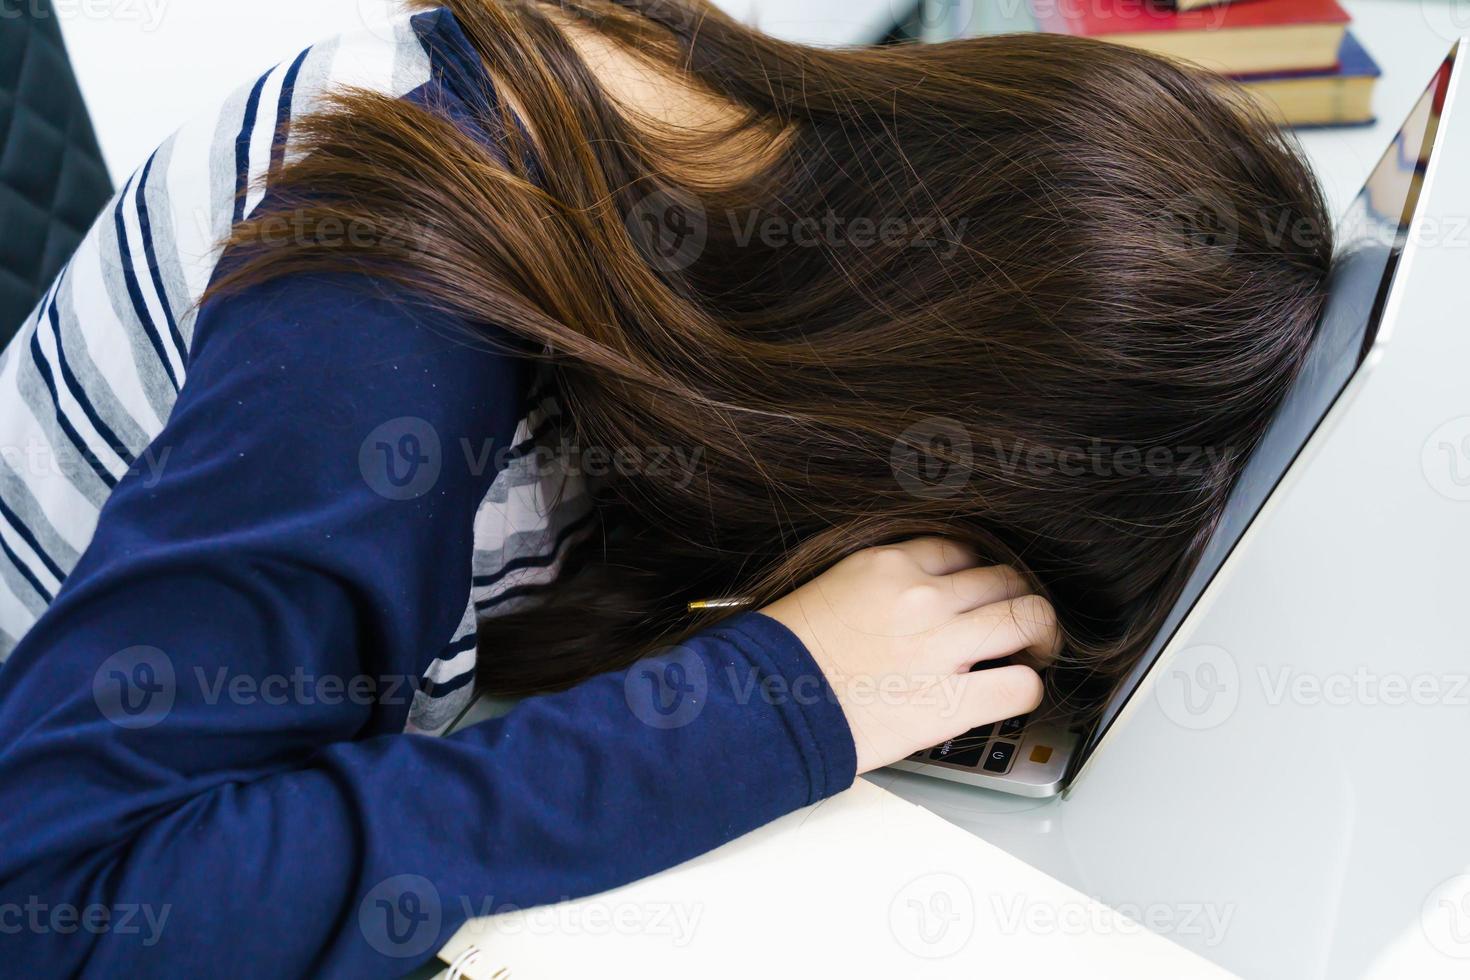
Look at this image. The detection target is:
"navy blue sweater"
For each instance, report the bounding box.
[0,265,855,971]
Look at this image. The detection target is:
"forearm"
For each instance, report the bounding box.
[0,613,853,977]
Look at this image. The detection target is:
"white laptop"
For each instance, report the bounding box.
[893,43,1461,797]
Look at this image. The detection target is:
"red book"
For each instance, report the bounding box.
[1031,0,1351,76]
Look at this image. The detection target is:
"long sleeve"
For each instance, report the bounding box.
[0,273,856,977]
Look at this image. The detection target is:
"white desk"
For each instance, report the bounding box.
[882,8,1470,979]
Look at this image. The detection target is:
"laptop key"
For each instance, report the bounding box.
[928,740,985,768]
[999,714,1026,736]
[982,740,1017,773]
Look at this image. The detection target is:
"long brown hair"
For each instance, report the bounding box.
[210,0,1333,711]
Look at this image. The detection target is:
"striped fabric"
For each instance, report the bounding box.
[0,14,594,734]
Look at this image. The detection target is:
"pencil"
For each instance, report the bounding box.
[686,596,755,612]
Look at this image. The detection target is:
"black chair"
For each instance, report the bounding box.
[0,0,113,347]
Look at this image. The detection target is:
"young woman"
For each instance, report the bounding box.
[0,0,1331,973]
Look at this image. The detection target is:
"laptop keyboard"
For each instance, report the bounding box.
[916,715,1028,774]
[909,655,1034,774]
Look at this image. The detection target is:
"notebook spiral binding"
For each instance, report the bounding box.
[445,943,510,980]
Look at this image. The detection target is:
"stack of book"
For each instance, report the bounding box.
[1017,0,1380,128]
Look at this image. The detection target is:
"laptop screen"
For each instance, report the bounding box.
[1068,47,1458,781]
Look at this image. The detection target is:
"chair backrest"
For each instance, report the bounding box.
[0,0,113,347]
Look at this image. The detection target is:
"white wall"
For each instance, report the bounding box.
[56,0,901,180]
[60,0,396,178]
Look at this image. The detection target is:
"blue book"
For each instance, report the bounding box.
[1235,32,1381,129]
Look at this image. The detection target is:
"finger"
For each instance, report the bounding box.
[926,594,1062,672]
[889,536,977,575]
[941,564,1031,611]
[950,664,1045,732]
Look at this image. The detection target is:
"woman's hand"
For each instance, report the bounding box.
[760,537,1060,774]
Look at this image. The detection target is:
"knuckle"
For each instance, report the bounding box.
[898,582,942,612]
[842,548,881,572]
[1010,593,1057,631]
[868,546,913,571]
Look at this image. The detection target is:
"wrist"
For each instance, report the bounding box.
[706,611,858,801]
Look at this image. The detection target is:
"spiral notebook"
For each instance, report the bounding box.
[433,779,1234,979]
